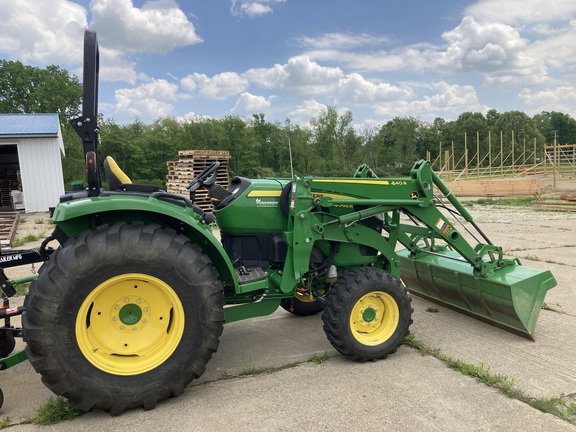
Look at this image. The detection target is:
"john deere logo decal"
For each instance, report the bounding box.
[256,198,278,207]
[410,191,418,200]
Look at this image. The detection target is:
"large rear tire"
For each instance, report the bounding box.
[23,222,224,415]
[322,267,412,362]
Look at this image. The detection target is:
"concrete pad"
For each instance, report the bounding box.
[198,309,336,383]
[9,349,576,432]
[1,205,575,430]
[411,296,576,399]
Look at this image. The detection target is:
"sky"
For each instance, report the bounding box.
[1,0,576,129]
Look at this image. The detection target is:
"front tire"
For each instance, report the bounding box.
[322,267,412,362]
[23,222,225,414]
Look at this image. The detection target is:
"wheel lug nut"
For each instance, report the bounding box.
[132,326,137,331]
[120,325,125,330]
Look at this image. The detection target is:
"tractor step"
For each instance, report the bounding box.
[235,267,267,284]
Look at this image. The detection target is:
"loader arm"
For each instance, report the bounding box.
[282,160,556,338]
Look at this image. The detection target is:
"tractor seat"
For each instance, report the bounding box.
[104,156,161,193]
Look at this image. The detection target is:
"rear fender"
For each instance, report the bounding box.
[51,195,238,291]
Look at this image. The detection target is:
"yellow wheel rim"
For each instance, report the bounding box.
[350,291,399,346]
[75,273,185,376]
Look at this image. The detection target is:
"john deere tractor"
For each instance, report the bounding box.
[16,31,556,414]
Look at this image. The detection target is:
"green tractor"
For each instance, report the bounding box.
[19,31,556,414]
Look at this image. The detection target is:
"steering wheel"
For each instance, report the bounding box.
[186,161,221,192]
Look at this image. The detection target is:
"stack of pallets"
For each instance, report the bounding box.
[166,150,231,213]
[0,171,20,208]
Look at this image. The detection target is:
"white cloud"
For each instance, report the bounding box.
[295,32,392,50]
[181,72,249,100]
[175,112,213,123]
[336,73,413,104]
[520,86,576,106]
[0,0,86,65]
[114,79,179,119]
[466,0,576,24]
[527,20,576,69]
[374,82,489,119]
[245,56,344,97]
[288,100,327,123]
[230,0,285,18]
[91,0,202,54]
[232,92,272,114]
[436,16,549,86]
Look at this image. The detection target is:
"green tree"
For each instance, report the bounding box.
[492,111,545,165]
[310,107,355,175]
[533,111,576,144]
[0,60,82,119]
[376,117,421,175]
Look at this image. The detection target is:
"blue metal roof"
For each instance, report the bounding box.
[0,113,60,136]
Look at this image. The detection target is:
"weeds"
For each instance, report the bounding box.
[0,418,10,429]
[32,396,82,425]
[240,362,300,377]
[470,197,536,207]
[11,234,41,247]
[34,219,44,224]
[425,307,439,313]
[404,334,576,425]
[309,352,329,364]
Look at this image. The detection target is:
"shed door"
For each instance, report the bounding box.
[0,144,22,211]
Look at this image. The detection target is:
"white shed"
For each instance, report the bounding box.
[0,113,65,213]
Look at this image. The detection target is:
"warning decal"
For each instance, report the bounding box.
[435,218,452,236]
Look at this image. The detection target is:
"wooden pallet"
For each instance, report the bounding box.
[165,150,231,212]
[0,212,19,248]
[533,201,576,212]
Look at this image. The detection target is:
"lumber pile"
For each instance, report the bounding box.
[533,194,576,212]
[166,150,231,213]
[438,178,541,197]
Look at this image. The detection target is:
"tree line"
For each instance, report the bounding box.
[2,60,576,189]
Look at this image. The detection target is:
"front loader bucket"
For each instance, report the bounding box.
[397,249,557,339]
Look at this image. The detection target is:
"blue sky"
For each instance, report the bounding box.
[2,0,576,129]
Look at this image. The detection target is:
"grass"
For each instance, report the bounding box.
[404,334,576,424]
[425,307,439,313]
[11,234,42,247]
[14,281,31,296]
[0,418,10,429]
[34,218,44,224]
[468,197,537,207]
[524,254,540,261]
[31,396,82,425]
[309,352,329,364]
[220,353,331,381]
